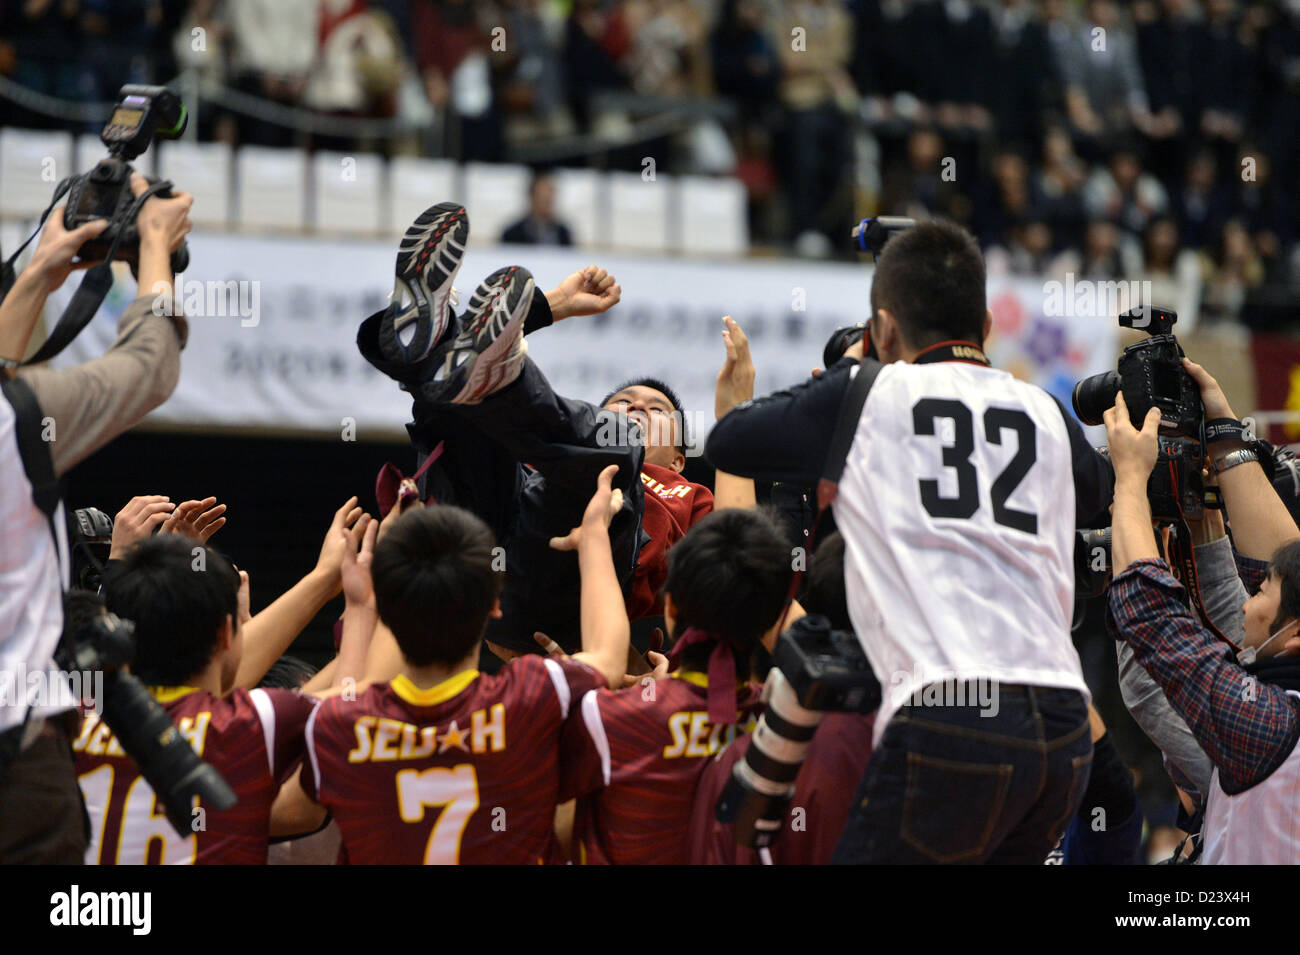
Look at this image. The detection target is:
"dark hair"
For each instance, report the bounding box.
[802,532,851,632]
[1268,540,1300,633]
[103,535,240,686]
[869,219,987,350]
[664,508,792,676]
[370,505,504,668]
[601,376,690,451]
[259,655,319,690]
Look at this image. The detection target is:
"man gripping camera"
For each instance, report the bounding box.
[707,219,1113,863]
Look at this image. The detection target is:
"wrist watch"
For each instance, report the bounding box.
[1210,447,1259,476]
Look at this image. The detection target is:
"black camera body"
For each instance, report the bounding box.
[1073,306,1203,437]
[825,217,919,366]
[771,614,881,714]
[715,615,879,849]
[62,85,189,273]
[1072,306,1209,524]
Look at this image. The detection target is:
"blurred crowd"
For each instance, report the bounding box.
[1,0,1298,323]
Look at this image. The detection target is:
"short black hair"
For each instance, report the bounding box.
[663,508,792,675]
[259,655,319,690]
[601,376,689,451]
[1268,540,1300,633]
[869,219,987,350]
[103,535,240,686]
[802,532,851,632]
[370,505,504,668]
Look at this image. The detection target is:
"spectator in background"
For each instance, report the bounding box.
[304,2,407,152]
[1231,147,1294,283]
[1036,125,1089,248]
[412,0,500,161]
[501,172,574,247]
[228,0,321,147]
[563,0,628,133]
[1055,218,1142,279]
[622,0,710,98]
[1200,217,1264,324]
[1133,0,1201,179]
[1142,215,1202,328]
[775,0,856,256]
[79,0,158,103]
[1171,149,1234,252]
[494,0,569,142]
[711,0,780,132]
[1198,0,1253,152]
[986,0,1059,148]
[0,0,84,129]
[880,126,968,227]
[973,147,1045,249]
[1083,145,1169,238]
[1052,0,1163,159]
[986,217,1057,277]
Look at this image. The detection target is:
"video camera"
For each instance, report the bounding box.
[62,84,190,274]
[56,596,237,836]
[1072,306,1211,523]
[715,615,879,850]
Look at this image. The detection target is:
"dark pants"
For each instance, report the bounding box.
[408,357,646,654]
[833,684,1092,864]
[0,714,87,864]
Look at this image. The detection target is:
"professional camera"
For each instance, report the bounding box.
[69,507,114,591]
[55,596,236,836]
[715,614,879,850]
[1072,306,1201,438]
[61,85,190,273]
[826,217,919,365]
[1072,306,1211,523]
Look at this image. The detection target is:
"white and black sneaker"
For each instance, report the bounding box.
[421,265,535,405]
[358,202,468,385]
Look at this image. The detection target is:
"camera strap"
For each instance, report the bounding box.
[1,178,177,366]
[774,359,885,630]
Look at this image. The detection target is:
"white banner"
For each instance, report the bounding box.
[44,233,1118,445]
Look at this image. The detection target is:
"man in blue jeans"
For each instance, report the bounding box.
[707,220,1112,863]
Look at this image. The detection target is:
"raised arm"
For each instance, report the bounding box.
[1184,358,1300,560]
[712,315,757,510]
[549,464,631,688]
[233,498,366,690]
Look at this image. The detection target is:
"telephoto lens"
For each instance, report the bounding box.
[1071,371,1120,427]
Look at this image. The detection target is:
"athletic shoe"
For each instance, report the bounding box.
[358,202,468,384]
[420,265,535,405]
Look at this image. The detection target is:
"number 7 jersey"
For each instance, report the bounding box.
[303,655,606,864]
[833,359,1091,741]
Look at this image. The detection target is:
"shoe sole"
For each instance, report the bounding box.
[427,266,534,404]
[382,202,468,365]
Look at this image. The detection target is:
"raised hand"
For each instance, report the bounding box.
[108,495,175,559]
[715,315,755,420]
[546,265,622,321]
[160,496,227,543]
[1103,390,1161,487]
[341,514,379,609]
[28,208,109,293]
[314,496,367,593]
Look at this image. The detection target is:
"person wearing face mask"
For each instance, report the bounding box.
[1104,360,1300,865]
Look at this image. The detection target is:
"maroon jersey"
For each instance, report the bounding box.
[559,671,762,864]
[303,655,605,864]
[687,713,875,865]
[74,686,315,865]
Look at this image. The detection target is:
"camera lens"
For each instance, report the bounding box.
[1071,371,1120,426]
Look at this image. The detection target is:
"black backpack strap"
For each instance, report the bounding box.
[816,358,885,510]
[0,374,59,524]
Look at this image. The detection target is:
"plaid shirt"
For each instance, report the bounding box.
[1107,556,1300,795]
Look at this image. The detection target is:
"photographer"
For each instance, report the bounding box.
[0,174,192,863]
[707,220,1114,863]
[1105,362,1300,864]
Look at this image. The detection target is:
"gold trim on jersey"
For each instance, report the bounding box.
[670,670,708,688]
[148,685,201,703]
[391,669,479,706]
